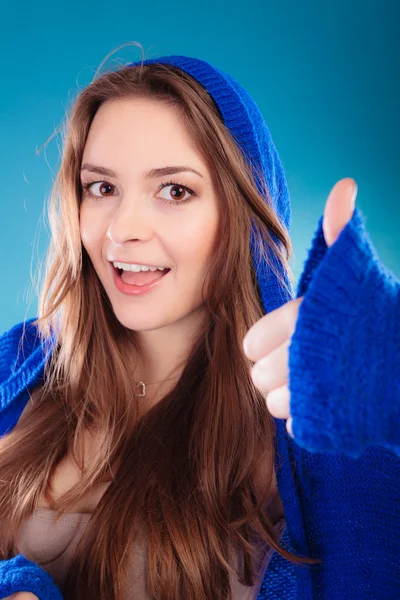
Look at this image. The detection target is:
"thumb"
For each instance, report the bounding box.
[323,178,358,248]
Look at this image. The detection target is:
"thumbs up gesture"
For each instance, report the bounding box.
[242,178,358,438]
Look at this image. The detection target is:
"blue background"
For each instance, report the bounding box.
[1,0,398,334]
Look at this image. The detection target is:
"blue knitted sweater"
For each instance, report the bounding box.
[1,207,400,599]
[1,54,400,598]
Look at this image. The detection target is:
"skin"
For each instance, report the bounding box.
[243,177,358,438]
[3,594,39,599]
[79,97,220,405]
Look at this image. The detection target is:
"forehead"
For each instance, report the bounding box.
[82,98,208,180]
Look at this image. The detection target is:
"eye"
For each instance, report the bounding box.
[81,179,196,205]
[81,181,117,200]
[157,181,195,205]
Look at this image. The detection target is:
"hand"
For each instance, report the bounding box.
[242,177,358,438]
[2,594,39,599]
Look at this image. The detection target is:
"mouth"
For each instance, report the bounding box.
[112,264,171,278]
[110,262,171,295]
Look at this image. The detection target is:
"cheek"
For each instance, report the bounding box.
[173,215,218,267]
[79,205,90,246]
[79,207,104,256]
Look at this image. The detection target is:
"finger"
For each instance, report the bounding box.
[323,178,357,248]
[266,383,290,420]
[243,297,303,362]
[251,338,289,393]
[2,595,38,600]
[286,416,294,438]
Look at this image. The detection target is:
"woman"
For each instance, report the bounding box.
[0,45,399,599]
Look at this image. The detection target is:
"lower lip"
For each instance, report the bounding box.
[111,264,171,296]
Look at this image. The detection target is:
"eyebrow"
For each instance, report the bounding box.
[80,163,204,179]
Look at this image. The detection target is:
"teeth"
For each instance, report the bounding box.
[112,261,167,272]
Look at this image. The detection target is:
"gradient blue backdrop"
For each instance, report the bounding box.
[1,0,398,334]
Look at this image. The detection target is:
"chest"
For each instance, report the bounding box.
[22,400,284,520]
[36,428,114,513]
[36,442,284,520]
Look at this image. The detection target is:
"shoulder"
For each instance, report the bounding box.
[0,318,39,382]
[0,317,50,412]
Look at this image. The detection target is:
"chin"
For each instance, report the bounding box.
[112,312,174,333]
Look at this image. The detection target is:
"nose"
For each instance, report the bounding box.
[106,196,153,245]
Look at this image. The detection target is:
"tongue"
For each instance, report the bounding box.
[120,269,167,286]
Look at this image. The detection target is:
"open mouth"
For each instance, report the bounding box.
[112,263,171,287]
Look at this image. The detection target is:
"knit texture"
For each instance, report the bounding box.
[0,554,63,599]
[1,54,400,599]
[289,206,400,457]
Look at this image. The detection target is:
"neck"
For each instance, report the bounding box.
[133,306,208,385]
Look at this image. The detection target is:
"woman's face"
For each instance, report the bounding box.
[79,97,220,334]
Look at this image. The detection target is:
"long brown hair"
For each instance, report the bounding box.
[0,42,321,599]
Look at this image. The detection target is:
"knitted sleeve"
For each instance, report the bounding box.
[0,554,63,599]
[288,206,400,459]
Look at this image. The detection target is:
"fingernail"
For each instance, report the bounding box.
[287,417,294,439]
[351,180,358,209]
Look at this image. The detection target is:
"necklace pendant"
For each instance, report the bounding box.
[135,381,146,397]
